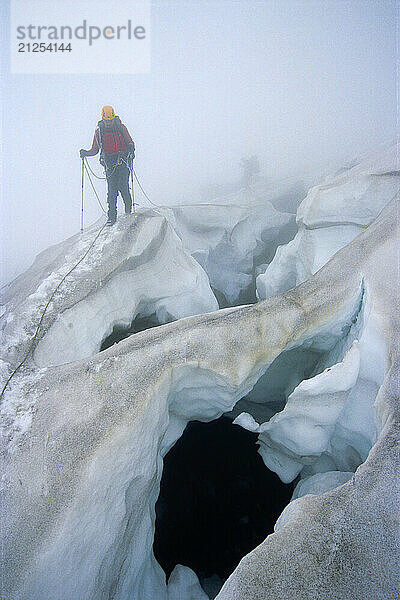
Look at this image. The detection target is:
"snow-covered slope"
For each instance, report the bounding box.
[1,187,398,600]
[256,142,400,299]
[0,209,218,369]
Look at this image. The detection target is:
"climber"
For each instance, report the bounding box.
[80,106,135,225]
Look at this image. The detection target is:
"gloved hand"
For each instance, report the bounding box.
[79,149,88,159]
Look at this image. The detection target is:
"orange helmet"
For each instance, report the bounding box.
[101,105,115,120]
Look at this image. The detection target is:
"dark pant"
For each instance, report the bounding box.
[106,164,132,221]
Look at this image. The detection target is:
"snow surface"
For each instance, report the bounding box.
[1,152,399,600]
[256,142,400,299]
[0,210,218,369]
[159,183,298,305]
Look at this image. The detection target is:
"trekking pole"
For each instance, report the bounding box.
[81,157,85,233]
[131,162,135,216]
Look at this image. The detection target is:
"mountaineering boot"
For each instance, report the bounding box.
[106,218,116,226]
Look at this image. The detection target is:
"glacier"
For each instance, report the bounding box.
[256,142,400,299]
[0,148,399,600]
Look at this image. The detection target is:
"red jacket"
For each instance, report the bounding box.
[86,120,134,156]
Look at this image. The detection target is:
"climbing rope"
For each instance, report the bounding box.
[84,157,251,212]
[83,159,107,214]
[133,168,161,208]
[0,163,155,402]
[1,157,140,402]
[84,157,142,212]
[83,155,160,211]
[133,169,258,211]
[84,157,106,180]
[0,222,108,404]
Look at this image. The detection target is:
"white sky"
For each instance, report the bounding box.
[0,0,398,286]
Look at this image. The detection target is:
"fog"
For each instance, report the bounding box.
[0,0,397,286]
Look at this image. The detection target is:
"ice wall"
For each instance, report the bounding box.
[160,185,297,305]
[256,142,400,299]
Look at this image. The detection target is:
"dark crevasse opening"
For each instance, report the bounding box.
[153,416,295,597]
[100,313,162,351]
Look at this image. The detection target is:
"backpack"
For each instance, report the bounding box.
[97,116,128,158]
